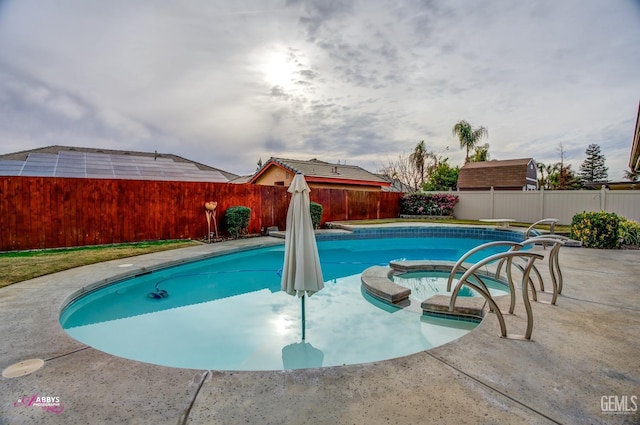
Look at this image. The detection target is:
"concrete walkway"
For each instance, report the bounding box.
[1,234,639,424]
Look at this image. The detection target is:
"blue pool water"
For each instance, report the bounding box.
[61,234,515,370]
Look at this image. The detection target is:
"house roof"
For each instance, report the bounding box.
[630,100,640,171]
[457,158,535,189]
[459,158,533,169]
[0,145,238,182]
[249,157,390,187]
[584,181,640,190]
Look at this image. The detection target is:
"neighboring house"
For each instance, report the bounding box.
[0,145,238,182]
[249,157,391,191]
[457,158,538,191]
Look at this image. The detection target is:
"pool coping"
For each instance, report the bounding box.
[1,224,640,424]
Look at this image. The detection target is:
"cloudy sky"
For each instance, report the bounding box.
[1,1,639,179]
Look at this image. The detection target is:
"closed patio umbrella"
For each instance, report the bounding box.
[281,173,324,340]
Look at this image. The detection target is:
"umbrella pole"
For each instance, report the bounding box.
[302,294,306,340]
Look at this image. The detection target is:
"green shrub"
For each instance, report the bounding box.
[310,202,323,229]
[400,193,459,216]
[225,206,251,238]
[570,211,620,249]
[619,216,640,246]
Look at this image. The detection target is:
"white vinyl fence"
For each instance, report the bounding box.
[428,188,640,225]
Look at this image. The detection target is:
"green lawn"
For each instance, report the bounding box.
[0,240,200,288]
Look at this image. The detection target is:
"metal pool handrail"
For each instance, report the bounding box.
[524,218,559,239]
[446,241,521,291]
[522,236,565,303]
[446,241,521,313]
[496,236,566,303]
[449,251,544,340]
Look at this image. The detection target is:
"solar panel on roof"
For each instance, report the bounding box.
[26,153,57,160]
[84,153,107,159]
[56,171,86,178]
[86,167,113,173]
[0,160,24,168]
[55,166,84,171]
[22,170,54,176]
[0,150,229,182]
[28,157,56,165]
[113,165,138,172]
[57,157,85,165]
[139,168,164,176]
[0,160,23,176]
[56,155,76,162]
[173,163,200,170]
[23,164,55,171]
[86,158,109,164]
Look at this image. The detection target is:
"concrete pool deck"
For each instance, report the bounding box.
[1,231,639,424]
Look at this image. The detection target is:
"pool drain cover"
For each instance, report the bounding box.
[2,359,45,378]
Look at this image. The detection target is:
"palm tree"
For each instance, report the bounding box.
[471,143,490,162]
[452,120,488,163]
[536,162,547,188]
[409,140,427,187]
[536,162,558,189]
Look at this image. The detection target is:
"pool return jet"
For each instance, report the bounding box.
[280,173,324,340]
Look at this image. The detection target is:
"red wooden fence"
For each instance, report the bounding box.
[0,177,402,251]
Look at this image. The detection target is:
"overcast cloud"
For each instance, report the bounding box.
[1,0,639,179]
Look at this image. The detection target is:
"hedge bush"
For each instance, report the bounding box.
[619,216,640,246]
[225,206,251,238]
[400,193,459,216]
[310,202,323,229]
[570,211,620,249]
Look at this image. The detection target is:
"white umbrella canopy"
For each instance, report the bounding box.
[281,173,324,339]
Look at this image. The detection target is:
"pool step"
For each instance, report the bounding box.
[421,294,486,321]
[360,266,411,305]
[361,263,490,321]
[390,260,457,273]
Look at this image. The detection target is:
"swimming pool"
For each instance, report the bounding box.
[60,230,520,370]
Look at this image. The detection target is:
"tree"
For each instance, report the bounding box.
[578,144,608,184]
[536,162,557,189]
[409,140,428,187]
[379,153,423,192]
[551,143,582,189]
[423,159,460,191]
[380,143,438,192]
[549,163,581,190]
[470,143,490,162]
[452,120,488,163]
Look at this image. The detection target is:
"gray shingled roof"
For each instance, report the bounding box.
[262,157,388,184]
